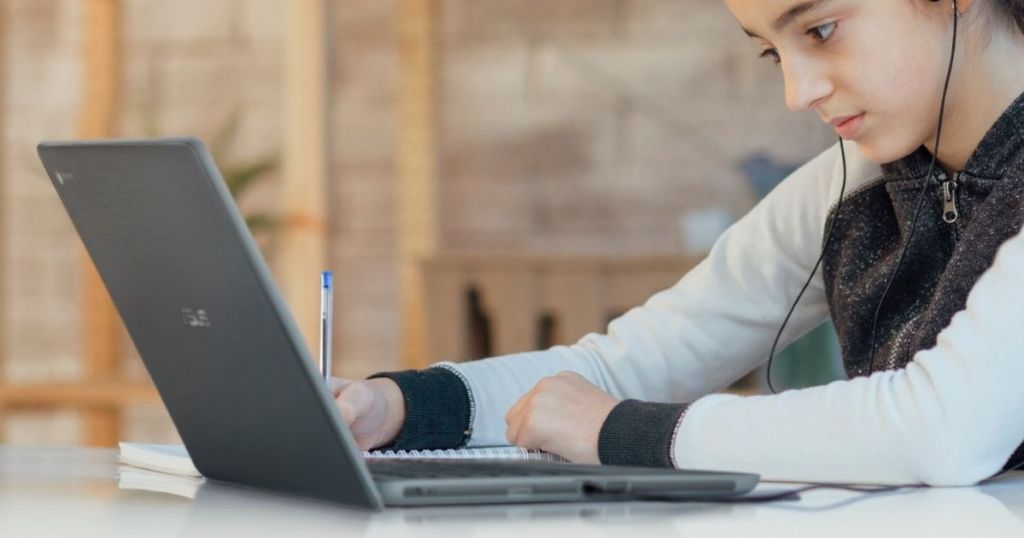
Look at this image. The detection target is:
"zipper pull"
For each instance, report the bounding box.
[940,172,959,224]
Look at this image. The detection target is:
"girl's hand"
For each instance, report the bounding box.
[504,371,621,464]
[331,377,406,451]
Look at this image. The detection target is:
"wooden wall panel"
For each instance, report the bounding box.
[397,0,440,369]
[0,0,7,443]
[76,0,123,448]
[281,0,329,362]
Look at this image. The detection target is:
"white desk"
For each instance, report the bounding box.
[3,445,1024,537]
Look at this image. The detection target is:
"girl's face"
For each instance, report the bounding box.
[724,0,958,164]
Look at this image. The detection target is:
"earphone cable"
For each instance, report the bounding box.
[634,481,913,504]
[865,0,959,372]
[768,0,960,391]
[766,140,847,394]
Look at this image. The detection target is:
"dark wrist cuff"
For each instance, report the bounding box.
[597,399,688,468]
[367,367,472,450]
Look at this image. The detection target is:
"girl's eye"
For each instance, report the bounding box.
[809,21,837,42]
[756,22,837,65]
[759,48,781,65]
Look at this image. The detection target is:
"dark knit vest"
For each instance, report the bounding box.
[822,90,1024,472]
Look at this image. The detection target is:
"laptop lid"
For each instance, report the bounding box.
[38,138,384,510]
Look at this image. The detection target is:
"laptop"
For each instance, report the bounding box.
[37,138,758,510]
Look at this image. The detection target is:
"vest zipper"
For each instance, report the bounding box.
[939,171,959,224]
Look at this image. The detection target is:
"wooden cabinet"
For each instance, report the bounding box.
[421,252,699,364]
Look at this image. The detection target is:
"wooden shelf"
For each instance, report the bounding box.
[0,382,160,409]
[421,252,701,363]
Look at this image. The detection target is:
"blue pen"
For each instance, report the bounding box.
[319,271,334,381]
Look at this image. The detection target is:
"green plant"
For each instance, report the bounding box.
[206,105,281,235]
[141,103,281,242]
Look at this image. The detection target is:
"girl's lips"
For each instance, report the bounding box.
[833,113,866,139]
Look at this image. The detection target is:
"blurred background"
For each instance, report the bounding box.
[0,0,843,447]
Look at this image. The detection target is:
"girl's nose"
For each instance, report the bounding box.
[782,58,834,112]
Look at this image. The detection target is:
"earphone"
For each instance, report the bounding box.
[766,0,961,393]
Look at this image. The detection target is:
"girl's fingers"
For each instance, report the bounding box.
[506,413,531,448]
[329,377,351,397]
[505,397,530,446]
[335,399,357,425]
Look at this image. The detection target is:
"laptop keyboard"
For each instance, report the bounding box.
[367,459,599,479]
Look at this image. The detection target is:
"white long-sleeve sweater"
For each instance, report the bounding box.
[443,135,1024,486]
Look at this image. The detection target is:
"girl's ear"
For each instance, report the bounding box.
[950,0,976,15]
[930,0,976,18]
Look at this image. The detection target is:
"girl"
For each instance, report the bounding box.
[333,0,1024,486]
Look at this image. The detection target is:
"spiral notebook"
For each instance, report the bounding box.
[366,446,567,462]
[118,443,566,478]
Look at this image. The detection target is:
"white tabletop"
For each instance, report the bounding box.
[3,445,1024,537]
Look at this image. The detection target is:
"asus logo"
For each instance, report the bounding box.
[181,308,212,328]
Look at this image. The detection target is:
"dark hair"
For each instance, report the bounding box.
[990,0,1024,35]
